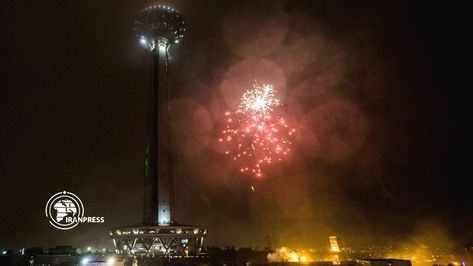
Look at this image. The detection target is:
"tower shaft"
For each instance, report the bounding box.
[144,44,174,226]
[110,5,206,256]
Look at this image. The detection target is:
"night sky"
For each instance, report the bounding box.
[1,0,470,250]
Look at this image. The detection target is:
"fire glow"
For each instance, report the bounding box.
[267,247,313,263]
[219,82,295,177]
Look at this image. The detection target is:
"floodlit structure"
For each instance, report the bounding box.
[109,4,206,256]
[330,236,341,265]
[329,236,341,253]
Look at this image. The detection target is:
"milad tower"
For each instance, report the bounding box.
[109,4,207,256]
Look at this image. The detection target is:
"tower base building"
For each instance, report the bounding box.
[109,225,206,256]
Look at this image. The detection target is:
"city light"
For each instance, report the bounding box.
[81,257,90,265]
[106,256,116,265]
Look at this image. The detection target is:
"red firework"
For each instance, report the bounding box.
[219,83,295,177]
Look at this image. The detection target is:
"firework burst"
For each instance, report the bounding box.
[238,83,280,116]
[219,82,295,177]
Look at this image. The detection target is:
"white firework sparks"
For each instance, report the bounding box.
[237,83,281,116]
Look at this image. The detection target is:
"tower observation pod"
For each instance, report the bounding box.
[109,4,206,257]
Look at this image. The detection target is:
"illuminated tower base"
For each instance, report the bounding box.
[109,225,206,256]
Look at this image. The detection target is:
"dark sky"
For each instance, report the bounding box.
[0,0,470,250]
